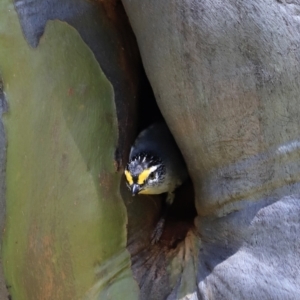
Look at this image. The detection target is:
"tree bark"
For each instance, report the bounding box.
[122,1,300,299]
[0,0,141,299]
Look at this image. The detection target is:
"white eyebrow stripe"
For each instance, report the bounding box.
[149,165,159,172]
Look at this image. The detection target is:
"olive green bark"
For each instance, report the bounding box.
[0,1,138,299]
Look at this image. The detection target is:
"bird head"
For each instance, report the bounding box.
[125,153,165,196]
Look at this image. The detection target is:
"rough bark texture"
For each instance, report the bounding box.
[122,1,300,299]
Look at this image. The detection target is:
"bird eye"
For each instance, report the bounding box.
[148,172,155,180]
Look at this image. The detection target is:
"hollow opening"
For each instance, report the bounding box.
[135,69,163,131]
[126,70,197,250]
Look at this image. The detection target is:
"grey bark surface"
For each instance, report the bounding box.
[122,1,300,299]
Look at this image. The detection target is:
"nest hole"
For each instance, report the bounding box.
[132,73,197,249]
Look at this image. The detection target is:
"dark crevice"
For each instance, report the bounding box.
[136,70,163,132]
[126,66,197,250]
[155,179,196,248]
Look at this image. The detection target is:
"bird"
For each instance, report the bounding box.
[125,122,188,244]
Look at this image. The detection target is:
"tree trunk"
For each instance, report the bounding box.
[0,0,141,299]
[122,0,300,299]
[1,0,300,299]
